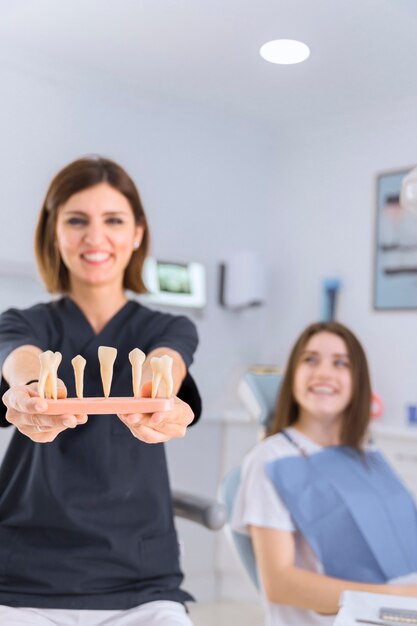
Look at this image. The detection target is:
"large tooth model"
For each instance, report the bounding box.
[38,350,62,400]
[98,346,117,398]
[150,355,173,399]
[71,355,86,399]
[128,348,146,398]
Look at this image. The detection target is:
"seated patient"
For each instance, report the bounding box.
[232,321,417,626]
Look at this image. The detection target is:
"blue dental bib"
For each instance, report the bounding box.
[266,434,417,583]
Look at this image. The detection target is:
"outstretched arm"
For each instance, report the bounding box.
[3,344,42,387]
[250,525,417,615]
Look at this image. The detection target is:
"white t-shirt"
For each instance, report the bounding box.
[231,428,335,626]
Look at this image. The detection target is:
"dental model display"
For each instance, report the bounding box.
[38,346,174,415]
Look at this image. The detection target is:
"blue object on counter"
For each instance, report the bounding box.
[321,277,341,322]
[406,404,417,425]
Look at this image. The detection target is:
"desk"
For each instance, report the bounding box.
[335,591,417,625]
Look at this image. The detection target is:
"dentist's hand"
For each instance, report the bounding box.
[117,381,194,444]
[2,381,88,443]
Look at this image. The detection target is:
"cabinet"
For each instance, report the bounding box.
[371,423,417,499]
[166,414,261,602]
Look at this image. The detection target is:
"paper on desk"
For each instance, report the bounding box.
[334,587,417,626]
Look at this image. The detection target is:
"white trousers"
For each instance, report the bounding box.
[0,601,194,626]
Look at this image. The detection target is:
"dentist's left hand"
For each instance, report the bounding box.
[117,381,194,443]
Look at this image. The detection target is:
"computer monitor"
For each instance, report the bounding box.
[140,257,206,309]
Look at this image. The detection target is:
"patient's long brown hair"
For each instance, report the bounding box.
[268,322,371,449]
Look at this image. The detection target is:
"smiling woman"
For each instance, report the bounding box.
[35,156,150,298]
[0,156,200,625]
[231,321,417,626]
[292,332,352,441]
[272,322,370,449]
[55,183,144,295]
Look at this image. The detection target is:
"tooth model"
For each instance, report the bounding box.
[98,346,117,398]
[71,355,86,399]
[150,355,173,399]
[128,348,146,398]
[39,347,175,415]
[38,350,62,400]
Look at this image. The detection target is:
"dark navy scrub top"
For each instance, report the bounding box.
[0,297,199,610]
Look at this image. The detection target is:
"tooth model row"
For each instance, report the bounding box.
[38,348,174,400]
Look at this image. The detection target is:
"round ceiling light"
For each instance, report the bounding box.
[259,39,310,65]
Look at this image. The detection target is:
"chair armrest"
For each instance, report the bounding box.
[172,490,226,530]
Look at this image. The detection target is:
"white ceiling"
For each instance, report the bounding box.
[1,0,417,132]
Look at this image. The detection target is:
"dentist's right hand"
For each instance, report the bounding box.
[2,381,88,443]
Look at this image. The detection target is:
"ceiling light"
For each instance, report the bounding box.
[259,39,310,65]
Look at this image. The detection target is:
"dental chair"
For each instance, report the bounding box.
[174,373,226,531]
[219,370,282,586]
[173,490,226,530]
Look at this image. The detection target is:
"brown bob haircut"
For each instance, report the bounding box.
[268,321,372,450]
[34,156,150,294]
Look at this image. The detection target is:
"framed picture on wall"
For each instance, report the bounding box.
[374,166,417,310]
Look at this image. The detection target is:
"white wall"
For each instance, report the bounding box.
[262,98,417,425]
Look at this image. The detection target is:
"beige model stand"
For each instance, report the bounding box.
[38,346,174,415]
